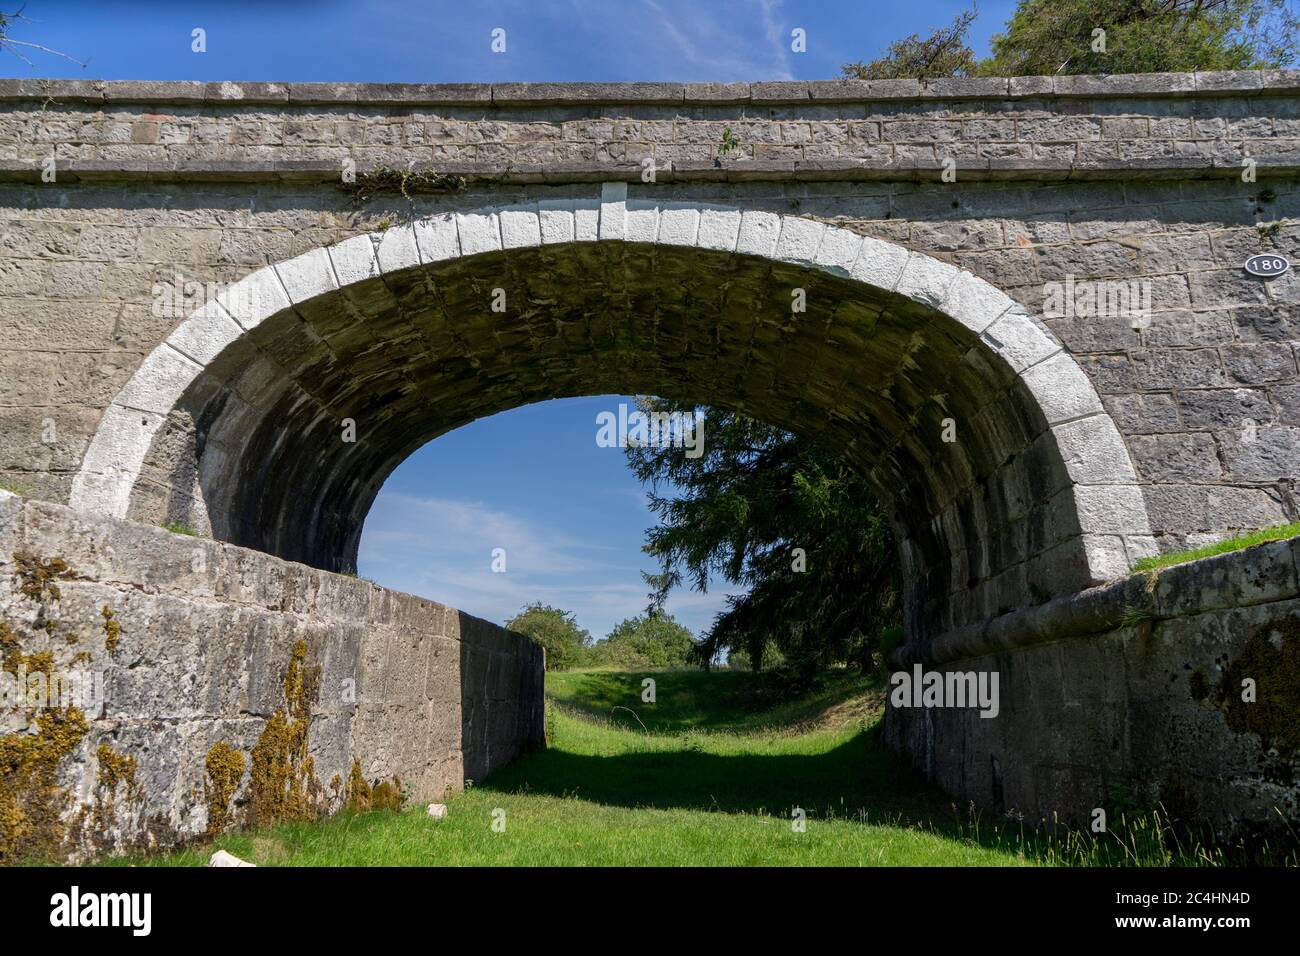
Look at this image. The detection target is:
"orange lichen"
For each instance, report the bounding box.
[100,606,121,656]
[93,742,140,831]
[204,741,246,836]
[248,640,321,827]
[0,706,89,863]
[12,553,72,603]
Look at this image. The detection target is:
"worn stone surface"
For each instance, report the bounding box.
[0,491,544,859]
[886,534,1300,846]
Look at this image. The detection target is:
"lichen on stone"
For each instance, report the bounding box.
[93,742,140,831]
[0,621,19,674]
[0,706,89,864]
[249,639,322,827]
[12,552,72,604]
[204,741,245,836]
[100,605,121,655]
[345,757,371,812]
[370,777,404,812]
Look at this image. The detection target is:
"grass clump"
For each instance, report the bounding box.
[1131,521,1300,574]
[342,165,468,204]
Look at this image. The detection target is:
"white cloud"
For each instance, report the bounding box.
[631,0,794,80]
[358,490,741,639]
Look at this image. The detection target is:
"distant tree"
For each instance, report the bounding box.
[841,8,979,80]
[506,603,592,671]
[723,639,786,673]
[627,398,900,676]
[983,0,1300,75]
[594,613,699,669]
[841,1,1299,81]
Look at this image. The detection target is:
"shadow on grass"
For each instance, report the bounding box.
[477,722,1278,865]
[480,726,959,828]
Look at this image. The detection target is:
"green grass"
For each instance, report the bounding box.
[160,521,200,537]
[104,669,1266,867]
[1131,521,1300,573]
[545,667,874,734]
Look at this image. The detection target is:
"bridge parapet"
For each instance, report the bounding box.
[1,72,1299,184]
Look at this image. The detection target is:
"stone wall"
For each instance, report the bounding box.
[1,73,1299,171]
[0,74,1296,561]
[886,534,1300,848]
[0,489,544,861]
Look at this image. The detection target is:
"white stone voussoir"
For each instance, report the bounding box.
[375,223,421,274]
[812,225,864,276]
[625,200,660,244]
[773,215,826,266]
[656,203,700,247]
[1019,350,1105,426]
[736,210,781,258]
[328,234,382,286]
[412,213,461,263]
[499,204,542,250]
[69,192,1152,585]
[215,266,292,332]
[981,306,1060,373]
[455,210,503,257]
[166,300,244,367]
[114,344,203,417]
[274,246,339,304]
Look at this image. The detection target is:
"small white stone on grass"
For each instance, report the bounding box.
[427,803,448,820]
[209,849,255,867]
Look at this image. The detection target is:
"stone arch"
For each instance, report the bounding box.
[69,186,1154,638]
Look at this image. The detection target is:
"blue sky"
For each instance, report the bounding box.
[3,0,1018,639]
[4,0,1018,82]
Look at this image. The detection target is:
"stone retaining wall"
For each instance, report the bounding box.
[0,490,544,861]
[886,535,1300,847]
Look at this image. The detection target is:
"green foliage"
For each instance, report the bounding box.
[876,625,905,663]
[587,613,700,670]
[983,0,1299,76]
[341,165,468,204]
[717,125,740,158]
[626,398,899,676]
[725,639,786,672]
[842,8,979,79]
[841,1,1299,81]
[161,521,200,537]
[506,603,592,671]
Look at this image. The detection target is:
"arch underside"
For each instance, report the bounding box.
[69,198,1155,640]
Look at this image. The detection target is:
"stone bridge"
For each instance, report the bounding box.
[0,73,1297,857]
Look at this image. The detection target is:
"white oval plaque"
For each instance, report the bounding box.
[1244,253,1290,278]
